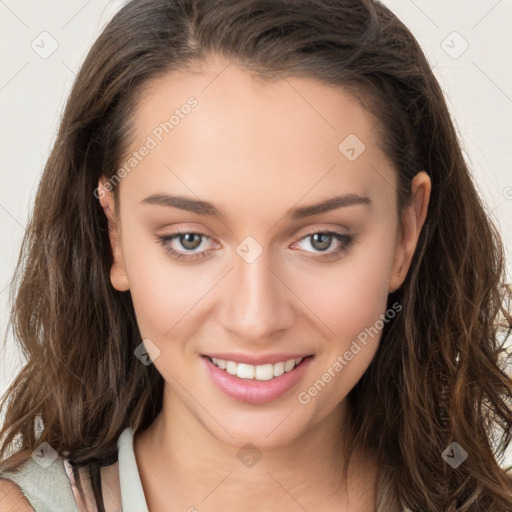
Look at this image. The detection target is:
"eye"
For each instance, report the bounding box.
[292,230,355,261]
[157,231,216,262]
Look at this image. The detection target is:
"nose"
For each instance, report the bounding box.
[218,247,295,343]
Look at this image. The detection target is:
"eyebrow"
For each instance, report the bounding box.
[140,192,372,220]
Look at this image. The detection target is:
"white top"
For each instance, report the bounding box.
[116,427,148,511]
[0,427,148,512]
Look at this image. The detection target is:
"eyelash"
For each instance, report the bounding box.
[156,229,356,262]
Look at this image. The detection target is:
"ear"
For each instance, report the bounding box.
[97,178,130,292]
[388,171,431,293]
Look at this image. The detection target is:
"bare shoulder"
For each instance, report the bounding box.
[0,477,34,511]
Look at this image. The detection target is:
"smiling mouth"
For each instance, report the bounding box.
[205,355,312,381]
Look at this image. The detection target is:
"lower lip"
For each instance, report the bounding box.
[202,355,314,404]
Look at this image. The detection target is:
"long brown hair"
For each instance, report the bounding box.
[1,1,511,510]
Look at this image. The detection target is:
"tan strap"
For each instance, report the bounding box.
[62,459,122,512]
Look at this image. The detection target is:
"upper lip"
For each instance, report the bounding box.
[203,353,313,365]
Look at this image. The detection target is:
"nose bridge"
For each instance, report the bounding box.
[219,242,295,342]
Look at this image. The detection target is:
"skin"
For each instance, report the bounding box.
[98,54,431,511]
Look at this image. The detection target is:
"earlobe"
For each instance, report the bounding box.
[97,179,130,292]
[388,171,431,293]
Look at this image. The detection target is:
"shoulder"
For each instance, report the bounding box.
[0,449,34,510]
[0,454,78,512]
[0,477,34,511]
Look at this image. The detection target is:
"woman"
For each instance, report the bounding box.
[1,0,511,510]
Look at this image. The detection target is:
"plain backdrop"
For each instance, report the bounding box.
[1,0,511,467]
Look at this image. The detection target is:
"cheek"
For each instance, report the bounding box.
[119,226,210,340]
[295,229,396,341]
[293,228,397,398]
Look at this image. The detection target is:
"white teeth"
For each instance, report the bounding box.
[273,362,285,377]
[236,363,255,379]
[212,357,227,370]
[284,359,295,372]
[210,357,304,381]
[255,364,274,381]
[226,360,237,375]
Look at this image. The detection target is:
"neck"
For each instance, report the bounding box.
[134,388,378,512]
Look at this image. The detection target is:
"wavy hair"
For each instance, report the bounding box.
[1,0,511,510]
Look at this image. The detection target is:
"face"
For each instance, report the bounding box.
[99,55,430,449]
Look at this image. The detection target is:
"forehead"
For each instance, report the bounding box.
[118,55,396,216]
